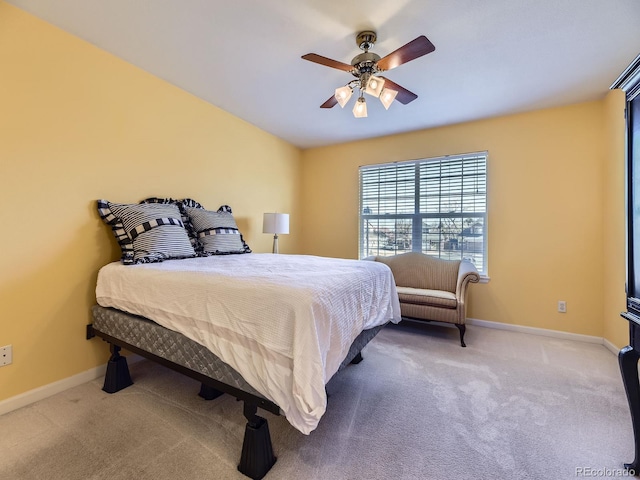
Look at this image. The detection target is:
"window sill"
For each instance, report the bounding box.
[478,275,490,284]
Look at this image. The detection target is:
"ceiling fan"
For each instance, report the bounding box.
[302,31,435,118]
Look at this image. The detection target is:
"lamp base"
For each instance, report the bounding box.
[272,234,279,254]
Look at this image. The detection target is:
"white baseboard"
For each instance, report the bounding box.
[603,337,621,355]
[0,364,107,416]
[467,317,619,353]
[0,354,143,417]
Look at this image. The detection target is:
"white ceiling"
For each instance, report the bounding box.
[7,0,640,149]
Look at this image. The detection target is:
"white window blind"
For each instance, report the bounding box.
[359,152,487,274]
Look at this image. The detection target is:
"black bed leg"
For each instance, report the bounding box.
[237,402,277,480]
[350,351,364,364]
[102,344,133,393]
[456,324,467,348]
[198,383,224,400]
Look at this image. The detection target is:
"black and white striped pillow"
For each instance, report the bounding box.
[97,200,196,264]
[141,197,205,255]
[186,205,251,255]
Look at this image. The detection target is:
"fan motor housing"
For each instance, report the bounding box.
[351,52,381,76]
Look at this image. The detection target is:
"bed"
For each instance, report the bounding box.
[89,252,401,479]
[91,198,401,478]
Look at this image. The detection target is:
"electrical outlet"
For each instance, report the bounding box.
[1,345,12,366]
[558,301,567,313]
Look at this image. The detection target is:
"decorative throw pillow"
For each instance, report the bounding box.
[141,197,205,254]
[217,205,251,254]
[186,205,251,255]
[97,200,196,264]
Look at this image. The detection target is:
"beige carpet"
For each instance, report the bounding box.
[0,322,634,479]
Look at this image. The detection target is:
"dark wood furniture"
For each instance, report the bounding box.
[615,53,640,475]
[619,313,640,473]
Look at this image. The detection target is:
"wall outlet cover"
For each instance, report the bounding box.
[0,345,12,366]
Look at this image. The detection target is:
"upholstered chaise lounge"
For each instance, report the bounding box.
[367,252,480,346]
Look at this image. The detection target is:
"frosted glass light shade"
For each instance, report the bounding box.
[379,88,398,110]
[364,76,385,98]
[263,213,289,234]
[334,86,353,108]
[353,97,367,118]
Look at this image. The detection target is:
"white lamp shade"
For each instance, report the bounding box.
[364,76,385,98]
[352,97,367,118]
[334,86,353,108]
[379,88,398,110]
[263,213,289,234]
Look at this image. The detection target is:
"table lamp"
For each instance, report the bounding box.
[263,213,289,254]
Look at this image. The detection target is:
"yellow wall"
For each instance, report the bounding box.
[300,102,607,337]
[603,89,629,348]
[0,2,301,401]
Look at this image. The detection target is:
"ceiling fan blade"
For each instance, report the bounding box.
[376,35,435,71]
[302,53,354,73]
[320,95,338,108]
[379,77,418,105]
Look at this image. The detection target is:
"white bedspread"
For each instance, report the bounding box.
[95,253,401,434]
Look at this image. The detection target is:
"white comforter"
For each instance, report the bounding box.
[95,254,401,434]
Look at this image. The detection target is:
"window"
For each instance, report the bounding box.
[359,152,488,275]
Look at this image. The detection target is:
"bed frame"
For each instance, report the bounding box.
[87,305,384,480]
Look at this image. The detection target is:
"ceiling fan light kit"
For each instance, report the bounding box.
[380,87,398,110]
[353,96,368,118]
[302,30,435,118]
[335,85,353,107]
[363,75,385,98]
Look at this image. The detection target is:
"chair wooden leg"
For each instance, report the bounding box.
[456,324,467,347]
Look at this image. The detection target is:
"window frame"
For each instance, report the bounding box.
[358,151,488,276]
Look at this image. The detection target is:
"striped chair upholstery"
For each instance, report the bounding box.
[372,252,480,347]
